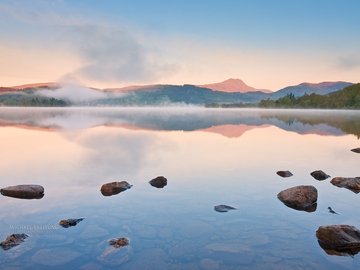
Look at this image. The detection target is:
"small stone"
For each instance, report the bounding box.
[316,225,360,256]
[214,205,236,213]
[277,185,317,212]
[59,218,84,228]
[149,176,167,188]
[310,170,330,181]
[276,171,293,178]
[100,181,132,196]
[0,234,28,250]
[351,148,360,153]
[331,177,360,193]
[109,237,129,248]
[0,185,44,199]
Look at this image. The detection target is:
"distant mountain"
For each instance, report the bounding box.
[271,81,353,99]
[260,83,360,109]
[92,84,269,106]
[199,78,272,93]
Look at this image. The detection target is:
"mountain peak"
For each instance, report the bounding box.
[199,78,271,93]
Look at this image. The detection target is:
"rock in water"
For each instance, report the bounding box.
[149,176,167,188]
[214,205,236,213]
[311,170,330,181]
[100,181,132,196]
[277,185,318,212]
[331,177,360,193]
[109,237,129,248]
[59,218,84,228]
[276,171,293,178]
[0,185,44,199]
[351,148,360,153]
[0,234,28,250]
[316,225,360,256]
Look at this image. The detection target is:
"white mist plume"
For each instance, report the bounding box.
[40,83,109,103]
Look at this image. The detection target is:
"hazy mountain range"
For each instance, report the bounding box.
[0,79,354,106]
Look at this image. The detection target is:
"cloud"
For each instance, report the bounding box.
[66,25,177,85]
[0,0,178,86]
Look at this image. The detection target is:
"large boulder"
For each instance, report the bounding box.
[149,176,167,188]
[331,177,360,193]
[310,170,330,181]
[316,225,360,256]
[0,234,28,250]
[277,185,318,212]
[0,185,44,199]
[100,181,132,196]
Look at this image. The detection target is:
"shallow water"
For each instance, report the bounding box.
[0,107,360,269]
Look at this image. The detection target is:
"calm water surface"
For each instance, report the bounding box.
[0,107,360,269]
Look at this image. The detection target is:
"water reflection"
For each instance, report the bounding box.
[0,108,360,269]
[0,107,360,137]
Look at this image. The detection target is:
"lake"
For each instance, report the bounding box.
[0,107,360,270]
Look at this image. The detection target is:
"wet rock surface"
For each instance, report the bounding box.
[351,148,360,153]
[0,185,44,199]
[316,225,360,256]
[149,176,167,188]
[214,205,236,213]
[310,170,330,181]
[0,234,28,250]
[276,171,293,178]
[331,177,360,193]
[109,237,129,248]
[59,218,84,228]
[277,185,318,212]
[100,181,132,196]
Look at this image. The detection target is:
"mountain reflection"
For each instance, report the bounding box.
[0,108,359,138]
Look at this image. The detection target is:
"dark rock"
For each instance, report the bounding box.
[328,207,338,214]
[100,181,132,196]
[59,218,84,228]
[109,237,129,248]
[331,177,360,193]
[214,205,236,213]
[149,176,167,188]
[311,170,330,181]
[351,148,360,153]
[277,185,318,212]
[0,184,44,199]
[0,234,28,250]
[276,171,293,178]
[316,225,360,256]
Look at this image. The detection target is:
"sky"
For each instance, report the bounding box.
[0,0,359,90]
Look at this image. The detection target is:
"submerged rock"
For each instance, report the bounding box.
[0,234,28,250]
[97,238,131,266]
[0,184,44,199]
[331,177,360,193]
[100,181,132,196]
[109,237,129,248]
[311,170,330,181]
[149,176,167,188]
[277,185,318,212]
[214,205,236,213]
[276,171,293,178]
[351,148,360,153]
[316,225,360,256]
[59,218,84,228]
